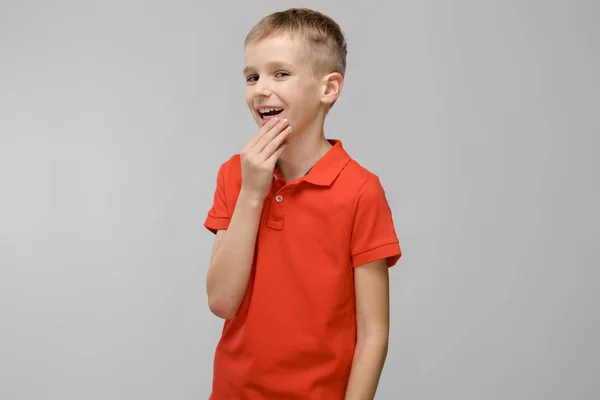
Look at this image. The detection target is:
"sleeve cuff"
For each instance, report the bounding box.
[204,215,230,234]
[352,242,402,268]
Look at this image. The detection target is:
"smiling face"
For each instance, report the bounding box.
[243,34,325,133]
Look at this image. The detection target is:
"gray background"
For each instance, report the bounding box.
[1,0,598,399]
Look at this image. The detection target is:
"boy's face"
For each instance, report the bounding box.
[243,34,323,132]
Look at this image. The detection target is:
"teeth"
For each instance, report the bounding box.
[258,107,283,114]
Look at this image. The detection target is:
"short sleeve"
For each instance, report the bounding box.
[350,176,402,268]
[204,162,230,234]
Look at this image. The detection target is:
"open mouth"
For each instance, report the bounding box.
[258,107,284,121]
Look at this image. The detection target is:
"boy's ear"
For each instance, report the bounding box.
[320,72,344,106]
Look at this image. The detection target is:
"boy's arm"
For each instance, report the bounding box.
[205,116,291,320]
[345,258,390,400]
[206,190,264,319]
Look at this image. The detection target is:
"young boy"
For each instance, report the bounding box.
[204,8,401,400]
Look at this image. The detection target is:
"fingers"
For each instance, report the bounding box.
[265,140,289,167]
[253,118,290,153]
[244,117,281,151]
[261,125,292,160]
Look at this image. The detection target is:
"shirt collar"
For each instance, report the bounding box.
[303,139,351,186]
[273,139,351,186]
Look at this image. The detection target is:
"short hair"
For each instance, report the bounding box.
[245,8,348,79]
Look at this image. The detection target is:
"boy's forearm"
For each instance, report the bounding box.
[206,190,264,319]
[344,335,389,400]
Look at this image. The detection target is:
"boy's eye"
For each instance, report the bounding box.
[246,72,288,83]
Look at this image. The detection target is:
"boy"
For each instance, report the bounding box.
[204,8,401,400]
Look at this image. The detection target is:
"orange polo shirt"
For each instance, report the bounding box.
[204,139,401,400]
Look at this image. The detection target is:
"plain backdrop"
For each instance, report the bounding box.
[1,1,598,399]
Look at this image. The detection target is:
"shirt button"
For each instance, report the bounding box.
[275,195,283,203]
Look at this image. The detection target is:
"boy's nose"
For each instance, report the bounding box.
[253,82,273,98]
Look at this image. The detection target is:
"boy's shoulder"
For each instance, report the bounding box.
[214,148,387,197]
[341,157,382,186]
[214,153,243,186]
[219,153,242,171]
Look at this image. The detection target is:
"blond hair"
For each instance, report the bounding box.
[245,8,348,79]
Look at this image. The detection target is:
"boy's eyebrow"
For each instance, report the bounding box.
[243,61,295,75]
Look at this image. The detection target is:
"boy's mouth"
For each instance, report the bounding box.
[257,107,284,123]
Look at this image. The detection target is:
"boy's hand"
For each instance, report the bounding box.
[240,117,292,200]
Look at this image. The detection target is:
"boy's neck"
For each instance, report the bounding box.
[276,129,332,183]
